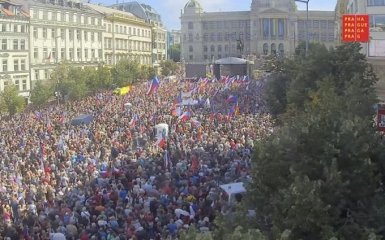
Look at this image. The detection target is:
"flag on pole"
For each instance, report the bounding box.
[178,111,191,122]
[226,95,238,104]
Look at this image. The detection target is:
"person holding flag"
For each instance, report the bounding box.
[147,76,160,95]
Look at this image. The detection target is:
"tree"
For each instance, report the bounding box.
[138,65,156,81]
[169,43,181,62]
[247,43,385,239]
[112,59,140,87]
[160,60,178,76]
[0,85,25,116]
[30,81,53,106]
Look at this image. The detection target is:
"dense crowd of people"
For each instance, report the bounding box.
[0,75,273,239]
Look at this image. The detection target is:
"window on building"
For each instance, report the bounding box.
[33,28,38,38]
[91,33,95,42]
[189,33,193,42]
[20,39,25,50]
[84,49,88,59]
[370,15,385,31]
[69,48,73,59]
[210,45,215,52]
[13,39,18,50]
[61,29,65,39]
[368,0,385,6]
[13,24,18,32]
[34,48,38,59]
[20,25,25,33]
[76,30,81,40]
[271,43,276,55]
[263,43,268,55]
[51,29,56,38]
[1,24,6,32]
[14,80,20,90]
[44,70,49,79]
[69,30,73,40]
[43,48,48,59]
[22,80,27,91]
[218,54,222,59]
[21,59,26,71]
[43,28,47,38]
[52,12,57,21]
[263,19,270,38]
[278,43,284,56]
[52,49,56,61]
[91,49,95,58]
[189,46,193,52]
[2,60,8,72]
[204,55,208,60]
[218,45,222,52]
[203,46,208,52]
[77,48,81,59]
[14,60,19,71]
[210,33,215,41]
[189,55,193,61]
[217,33,223,41]
[35,69,39,80]
[61,48,65,59]
[188,22,194,30]
[1,39,6,50]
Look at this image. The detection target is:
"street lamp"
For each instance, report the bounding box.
[295,0,310,57]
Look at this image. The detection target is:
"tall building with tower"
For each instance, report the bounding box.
[180,0,336,77]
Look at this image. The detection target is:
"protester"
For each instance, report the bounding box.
[0,74,273,239]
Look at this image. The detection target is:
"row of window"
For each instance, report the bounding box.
[34,69,51,80]
[298,31,335,42]
[31,9,101,26]
[0,24,28,33]
[104,39,152,52]
[200,44,237,53]
[33,47,102,61]
[368,0,385,6]
[297,20,335,30]
[105,55,153,65]
[32,28,102,42]
[199,20,251,30]
[184,32,252,43]
[106,24,151,38]
[1,59,27,72]
[2,79,28,92]
[1,39,26,50]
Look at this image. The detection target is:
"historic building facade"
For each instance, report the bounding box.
[86,3,152,66]
[29,0,104,86]
[181,0,336,65]
[0,0,30,97]
[111,1,167,65]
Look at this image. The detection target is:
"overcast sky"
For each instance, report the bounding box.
[94,0,337,30]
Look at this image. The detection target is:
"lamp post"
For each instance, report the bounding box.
[295,0,310,57]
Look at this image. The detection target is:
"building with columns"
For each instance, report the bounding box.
[0,0,30,97]
[181,0,336,68]
[86,3,152,66]
[28,0,104,86]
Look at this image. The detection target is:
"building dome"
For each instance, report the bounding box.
[184,0,202,9]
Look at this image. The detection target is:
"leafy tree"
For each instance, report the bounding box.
[66,67,89,100]
[247,43,385,239]
[138,65,156,81]
[112,59,140,87]
[0,85,25,116]
[180,226,266,240]
[264,73,290,116]
[169,43,181,62]
[160,60,178,76]
[30,81,53,106]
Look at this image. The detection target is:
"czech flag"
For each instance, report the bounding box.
[147,76,160,95]
[226,95,238,104]
[178,111,191,122]
[191,118,201,128]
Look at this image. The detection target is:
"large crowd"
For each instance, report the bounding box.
[0,75,273,239]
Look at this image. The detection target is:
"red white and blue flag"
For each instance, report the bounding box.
[147,76,160,95]
[129,114,139,128]
[178,111,191,122]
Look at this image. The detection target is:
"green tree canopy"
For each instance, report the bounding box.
[112,59,140,87]
[30,81,53,106]
[0,85,25,116]
[160,60,178,76]
[169,43,181,62]
[248,43,385,239]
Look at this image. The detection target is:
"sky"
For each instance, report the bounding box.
[95,0,337,30]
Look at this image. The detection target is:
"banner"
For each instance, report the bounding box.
[342,14,369,43]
